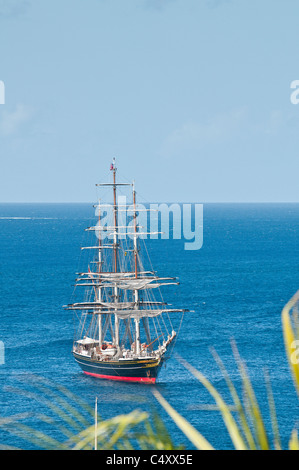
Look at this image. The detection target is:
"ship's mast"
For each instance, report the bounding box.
[94,159,134,349]
[66,160,186,359]
[112,160,118,274]
[132,182,141,355]
[97,199,102,345]
[112,158,119,348]
[133,183,138,280]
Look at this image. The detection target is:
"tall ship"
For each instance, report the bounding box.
[65,160,187,384]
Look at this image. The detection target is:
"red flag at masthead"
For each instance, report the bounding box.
[110,157,116,171]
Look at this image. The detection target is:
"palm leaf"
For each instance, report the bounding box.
[210,347,257,450]
[289,430,299,450]
[231,341,270,450]
[152,388,214,450]
[282,290,299,395]
[176,354,248,450]
[71,410,149,450]
[264,369,281,450]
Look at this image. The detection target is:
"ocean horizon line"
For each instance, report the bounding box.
[1,201,299,205]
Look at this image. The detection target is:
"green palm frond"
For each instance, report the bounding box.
[282,290,299,395]
[209,347,256,450]
[230,341,270,450]
[175,354,249,450]
[1,292,299,451]
[152,292,299,451]
[0,374,179,450]
[152,389,214,450]
[264,369,281,450]
[289,430,299,450]
[71,410,149,450]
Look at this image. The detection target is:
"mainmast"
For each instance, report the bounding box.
[133,183,138,280]
[112,158,119,348]
[132,182,140,355]
[112,159,118,274]
[97,199,102,345]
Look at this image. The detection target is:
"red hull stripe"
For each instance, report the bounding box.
[84,371,156,384]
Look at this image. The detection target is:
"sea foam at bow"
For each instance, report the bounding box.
[94,196,203,251]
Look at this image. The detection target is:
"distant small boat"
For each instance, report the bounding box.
[64,159,187,384]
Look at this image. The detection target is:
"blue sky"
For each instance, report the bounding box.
[0,0,299,202]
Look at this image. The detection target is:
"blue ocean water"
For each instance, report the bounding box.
[0,203,298,450]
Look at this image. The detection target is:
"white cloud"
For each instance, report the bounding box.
[142,0,177,11]
[159,108,247,158]
[0,104,33,135]
[0,0,29,19]
[205,0,232,8]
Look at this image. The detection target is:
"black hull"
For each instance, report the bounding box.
[73,352,163,384]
